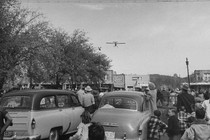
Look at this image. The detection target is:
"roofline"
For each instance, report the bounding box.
[190,82,210,85]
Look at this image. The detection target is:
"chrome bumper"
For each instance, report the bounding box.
[4,135,41,140]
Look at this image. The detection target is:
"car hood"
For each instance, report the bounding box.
[92,108,151,139]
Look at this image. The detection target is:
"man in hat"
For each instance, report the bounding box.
[148,82,158,112]
[177,84,195,113]
[81,86,95,114]
[143,82,158,113]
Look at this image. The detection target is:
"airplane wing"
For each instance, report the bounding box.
[117,42,126,44]
[106,42,114,44]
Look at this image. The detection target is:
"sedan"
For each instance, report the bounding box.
[91,91,153,140]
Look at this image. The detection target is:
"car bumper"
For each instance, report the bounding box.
[106,138,142,140]
[4,135,41,140]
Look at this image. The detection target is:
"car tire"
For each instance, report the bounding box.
[49,129,59,140]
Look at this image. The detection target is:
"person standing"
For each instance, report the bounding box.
[148,82,158,112]
[161,89,170,106]
[177,106,188,136]
[81,86,95,114]
[0,107,12,140]
[202,93,210,124]
[76,85,85,105]
[142,82,157,113]
[166,108,181,140]
[177,84,195,113]
[181,108,210,140]
[157,89,164,106]
[147,110,168,140]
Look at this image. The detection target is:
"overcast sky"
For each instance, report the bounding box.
[21,1,210,77]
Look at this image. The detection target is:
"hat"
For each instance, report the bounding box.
[148,82,156,90]
[145,87,150,91]
[85,86,92,92]
[182,84,189,91]
[99,92,104,98]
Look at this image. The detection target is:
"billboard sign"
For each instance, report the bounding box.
[113,74,125,88]
[104,70,113,84]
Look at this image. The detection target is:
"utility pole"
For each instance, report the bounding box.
[186,58,190,87]
[98,47,101,92]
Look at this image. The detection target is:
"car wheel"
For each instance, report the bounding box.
[49,129,59,140]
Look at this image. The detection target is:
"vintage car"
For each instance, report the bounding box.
[91,91,154,140]
[0,89,84,140]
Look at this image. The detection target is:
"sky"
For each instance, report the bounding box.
[21,0,210,77]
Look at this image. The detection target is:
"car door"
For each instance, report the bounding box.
[34,95,63,139]
[56,94,74,134]
[69,94,84,129]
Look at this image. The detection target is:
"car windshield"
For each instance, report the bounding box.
[1,95,31,109]
[100,97,137,110]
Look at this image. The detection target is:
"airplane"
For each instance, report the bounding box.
[106,41,126,47]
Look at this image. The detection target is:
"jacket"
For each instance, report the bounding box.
[181,119,210,140]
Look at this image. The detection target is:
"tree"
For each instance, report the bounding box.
[64,30,111,87]
[0,0,111,90]
[0,0,45,89]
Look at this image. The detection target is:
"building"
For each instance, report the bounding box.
[124,74,150,91]
[110,73,150,91]
[190,70,210,92]
[194,70,210,82]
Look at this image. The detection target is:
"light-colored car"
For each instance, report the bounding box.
[0,89,84,140]
[91,91,153,140]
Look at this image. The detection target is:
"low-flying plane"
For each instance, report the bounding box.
[106,41,126,47]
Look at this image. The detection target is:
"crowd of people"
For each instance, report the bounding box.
[147,83,210,140]
[1,83,210,140]
[74,83,210,140]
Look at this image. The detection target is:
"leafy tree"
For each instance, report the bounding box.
[0,0,46,89]
[19,21,53,86]
[0,0,111,90]
[66,30,111,86]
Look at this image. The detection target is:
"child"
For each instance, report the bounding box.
[177,106,188,136]
[147,110,168,140]
[69,110,92,140]
[186,104,196,127]
[166,108,181,140]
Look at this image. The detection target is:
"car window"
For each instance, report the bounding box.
[70,95,80,107]
[40,96,56,109]
[57,95,69,108]
[1,96,31,109]
[101,97,137,110]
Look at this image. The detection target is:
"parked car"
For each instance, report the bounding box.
[0,89,84,140]
[91,91,154,140]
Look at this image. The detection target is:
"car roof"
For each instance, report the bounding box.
[3,89,74,96]
[103,91,144,98]
[2,89,76,110]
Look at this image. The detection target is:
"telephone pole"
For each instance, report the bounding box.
[186,58,190,87]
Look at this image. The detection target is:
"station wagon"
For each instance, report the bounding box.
[0,89,84,140]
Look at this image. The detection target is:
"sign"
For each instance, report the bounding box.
[104,70,113,84]
[113,74,125,88]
